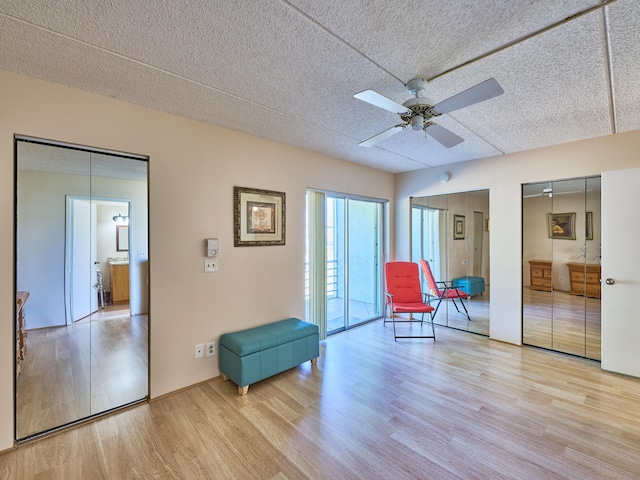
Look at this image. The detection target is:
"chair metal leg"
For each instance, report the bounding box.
[450,297,461,313]
[430,312,436,339]
[392,312,397,341]
[453,290,471,321]
[459,297,471,321]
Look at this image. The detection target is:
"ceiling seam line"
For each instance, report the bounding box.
[428,0,619,82]
[447,115,506,156]
[279,0,405,85]
[2,16,373,144]
[0,13,306,118]
[602,5,617,135]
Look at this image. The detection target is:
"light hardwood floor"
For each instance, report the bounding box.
[16,306,148,439]
[523,287,601,360]
[3,321,640,479]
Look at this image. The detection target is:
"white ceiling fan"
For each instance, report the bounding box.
[523,183,583,198]
[354,77,504,148]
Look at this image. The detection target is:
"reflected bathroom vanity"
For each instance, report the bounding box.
[109,261,130,304]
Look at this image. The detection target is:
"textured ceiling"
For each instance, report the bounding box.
[1,0,638,173]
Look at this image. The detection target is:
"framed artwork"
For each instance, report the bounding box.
[453,214,465,240]
[586,211,593,240]
[234,186,285,246]
[116,225,129,252]
[548,212,576,240]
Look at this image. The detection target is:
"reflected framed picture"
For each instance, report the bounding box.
[548,212,576,240]
[234,186,286,246]
[453,214,465,240]
[586,211,593,240]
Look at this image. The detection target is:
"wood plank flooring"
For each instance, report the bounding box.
[3,321,640,479]
[523,287,601,360]
[16,307,148,439]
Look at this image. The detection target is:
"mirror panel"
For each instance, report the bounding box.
[585,176,602,360]
[522,177,601,360]
[411,190,490,336]
[522,182,553,349]
[551,178,588,357]
[16,142,93,435]
[15,139,149,440]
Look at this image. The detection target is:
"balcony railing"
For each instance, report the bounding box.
[304,259,338,300]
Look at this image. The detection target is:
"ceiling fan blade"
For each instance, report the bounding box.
[354,90,410,114]
[425,124,464,148]
[359,125,405,147]
[433,78,504,115]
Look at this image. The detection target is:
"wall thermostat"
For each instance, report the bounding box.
[206,238,219,257]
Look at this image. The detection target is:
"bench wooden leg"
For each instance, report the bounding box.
[220,373,229,381]
[238,385,249,396]
[311,357,318,365]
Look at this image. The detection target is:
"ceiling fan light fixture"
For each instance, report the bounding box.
[411,114,424,131]
[354,77,503,148]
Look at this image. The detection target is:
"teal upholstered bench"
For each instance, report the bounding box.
[451,276,485,297]
[219,318,320,395]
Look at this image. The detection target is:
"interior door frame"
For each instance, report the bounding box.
[64,196,98,324]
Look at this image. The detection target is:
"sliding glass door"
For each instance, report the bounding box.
[307,191,385,337]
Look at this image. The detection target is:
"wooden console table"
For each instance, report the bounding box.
[16,291,30,375]
[529,260,552,292]
[567,262,601,299]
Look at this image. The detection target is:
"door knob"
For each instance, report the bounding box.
[605,278,615,285]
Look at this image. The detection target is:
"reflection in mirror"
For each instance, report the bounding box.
[117,224,129,252]
[15,138,149,440]
[522,177,601,360]
[411,190,490,336]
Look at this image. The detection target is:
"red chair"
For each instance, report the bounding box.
[384,262,436,340]
[420,259,470,321]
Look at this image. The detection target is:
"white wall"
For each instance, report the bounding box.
[395,131,640,346]
[0,69,394,451]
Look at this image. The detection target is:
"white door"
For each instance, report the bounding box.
[68,198,98,323]
[601,168,640,377]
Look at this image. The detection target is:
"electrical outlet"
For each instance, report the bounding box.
[204,258,218,272]
[559,276,564,283]
[206,342,216,357]
[195,344,204,358]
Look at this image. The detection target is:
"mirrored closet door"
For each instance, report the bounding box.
[15,138,149,440]
[411,190,490,336]
[522,177,601,360]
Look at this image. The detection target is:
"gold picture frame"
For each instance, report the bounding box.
[453,214,465,240]
[548,212,576,240]
[234,186,285,246]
